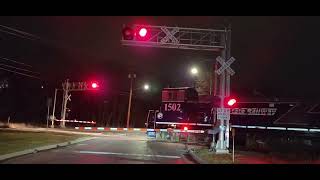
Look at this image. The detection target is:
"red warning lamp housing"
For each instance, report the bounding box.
[122,26,134,40]
[122,25,150,41]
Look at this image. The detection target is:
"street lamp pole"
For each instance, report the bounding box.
[46,102,50,128]
[126,74,136,129]
[190,67,198,88]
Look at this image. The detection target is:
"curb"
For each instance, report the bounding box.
[0,137,96,162]
[187,148,209,164]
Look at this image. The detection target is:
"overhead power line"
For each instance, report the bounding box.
[0,63,40,74]
[0,56,33,68]
[0,67,40,79]
[0,28,37,41]
[0,24,41,40]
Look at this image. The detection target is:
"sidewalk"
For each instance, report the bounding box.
[187,145,320,164]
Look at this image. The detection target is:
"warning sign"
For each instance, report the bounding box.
[217,108,230,121]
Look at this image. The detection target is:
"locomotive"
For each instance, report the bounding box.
[146,87,320,150]
[148,87,213,130]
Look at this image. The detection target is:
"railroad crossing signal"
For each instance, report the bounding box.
[59,79,100,128]
[62,81,100,91]
[121,24,226,51]
[215,56,235,76]
[121,23,234,153]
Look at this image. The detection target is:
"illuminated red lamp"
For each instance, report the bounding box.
[91,82,99,89]
[227,98,237,106]
[183,126,188,131]
[139,28,147,37]
[136,26,150,40]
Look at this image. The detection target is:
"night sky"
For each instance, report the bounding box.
[0,16,320,125]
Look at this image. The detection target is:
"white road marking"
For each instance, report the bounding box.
[310,129,320,132]
[76,151,181,159]
[76,144,88,146]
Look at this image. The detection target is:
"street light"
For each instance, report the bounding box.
[143,83,150,91]
[190,67,198,76]
[190,67,199,88]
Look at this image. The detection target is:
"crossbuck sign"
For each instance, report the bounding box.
[160,27,179,44]
[215,56,235,76]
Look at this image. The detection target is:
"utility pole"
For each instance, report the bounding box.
[51,88,58,128]
[46,98,52,128]
[126,73,136,129]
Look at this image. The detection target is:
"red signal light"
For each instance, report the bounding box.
[91,82,98,89]
[122,25,150,41]
[227,98,237,107]
[183,127,188,131]
[136,27,150,40]
[139,28,147,37]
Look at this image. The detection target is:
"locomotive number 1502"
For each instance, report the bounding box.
[164,103,181,112]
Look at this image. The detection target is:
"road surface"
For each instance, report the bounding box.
[1,134,195,164]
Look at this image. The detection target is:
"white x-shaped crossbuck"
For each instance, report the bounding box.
[215,56,235,76]
[160,27,179,44]
[66,94,71,101]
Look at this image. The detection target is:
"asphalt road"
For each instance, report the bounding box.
[1,134,195,164]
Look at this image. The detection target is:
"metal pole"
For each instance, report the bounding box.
[61,79,69,128]
[225,25,232,149]
[60,84,65,121]
[60,89,66,128]
[102,108,105,127]
[146,110,151,128]
[233,134,235,163]
[46,103,50,128]
[51,88,57,128]
[154,110,158,129]
[209,72,212,95]
[213,61,218,96]
[216,29,227,152]
[225,74,230,149]
[225,24,232,97]
[61,90,68,128]
[232,127,235,163]
[126,76,133,129]
[210,61,218,151]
